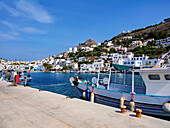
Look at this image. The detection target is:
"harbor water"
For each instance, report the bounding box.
[28,72,144,98]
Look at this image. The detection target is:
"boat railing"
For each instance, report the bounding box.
[109,83,146,94]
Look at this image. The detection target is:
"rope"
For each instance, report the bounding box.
[31,83,70,88]
[60,86,74,95]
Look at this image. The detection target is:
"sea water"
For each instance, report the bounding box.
[28,72,144,98]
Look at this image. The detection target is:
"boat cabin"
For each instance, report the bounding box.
[139,68,170,96]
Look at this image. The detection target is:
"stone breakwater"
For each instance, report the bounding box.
[0,80,170,128]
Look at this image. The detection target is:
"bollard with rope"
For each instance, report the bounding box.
[129,92,135,111]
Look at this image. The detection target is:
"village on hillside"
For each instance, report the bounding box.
[0,18,170,72]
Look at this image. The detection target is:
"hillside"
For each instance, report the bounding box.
[111,19,170,41]
[58,18,170,60]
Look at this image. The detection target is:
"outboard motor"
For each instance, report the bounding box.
[73,77,79,86]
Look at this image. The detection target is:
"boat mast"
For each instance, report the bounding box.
[97,68,100,87]
[107,67,111,89]
[131,71,134,93]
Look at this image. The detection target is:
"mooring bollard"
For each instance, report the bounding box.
[136,109,142,118]
[90,86,94,103]
[121,105,126,113]
[129,92,135,111]
[120,95,124,107]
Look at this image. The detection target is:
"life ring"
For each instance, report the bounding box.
[162,102,170,113]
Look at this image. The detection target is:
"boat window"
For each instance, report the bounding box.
[165,75,170,80]
[148,74,160,80]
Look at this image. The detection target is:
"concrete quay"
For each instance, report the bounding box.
[0,80,169,128]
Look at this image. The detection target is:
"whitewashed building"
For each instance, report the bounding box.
[78,57,86,62]
[104,41,113,47]
[156,37,170,47]
[143,38,155,46]
[73,47,77,53]
[132,41,143,47]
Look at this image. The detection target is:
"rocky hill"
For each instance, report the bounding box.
[77,39,97,49]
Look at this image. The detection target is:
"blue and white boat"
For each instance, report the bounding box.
[71,67,170,116]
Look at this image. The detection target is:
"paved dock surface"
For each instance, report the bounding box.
[0,80,170,128]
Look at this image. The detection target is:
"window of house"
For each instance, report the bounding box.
[148,74,160,80]
[165,75,170,80]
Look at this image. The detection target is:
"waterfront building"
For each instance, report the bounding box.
[123,55,149,67]
[80,60,104,72]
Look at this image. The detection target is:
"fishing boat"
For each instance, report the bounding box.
[70,51,170,117]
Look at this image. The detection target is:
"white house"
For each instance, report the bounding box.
[156,37,170,47]
[80,64,94,72]
[123,55,149,67]
[105,41,113,47]
[78,57,86,62]
[111,45,121,51]
[80,60,104,72]
[57,54,64,58]
[123,36,132,40]
[132,41,143,47]
[143,38,154,46]
[81,47,94,52]
[68,47,72,53]
[100,55,108,60]
[73,47,77,53]
[97,43,101,47]
[123,60,142,67]
[143,59,158,66]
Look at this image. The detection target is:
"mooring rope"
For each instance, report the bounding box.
[31,83,70,88]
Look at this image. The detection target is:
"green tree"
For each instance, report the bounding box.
[63,65,68,70]
[43,63,48,71]
[47,64,53,70]
[110,48,116,53]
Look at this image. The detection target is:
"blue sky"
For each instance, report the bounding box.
[0,0,169,61]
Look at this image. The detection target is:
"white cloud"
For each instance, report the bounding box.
[0,0,53,23]
[21,27,46,34]
[0,2,21,17]
[0,20,16,30]
[0,31,22,41]
[0,20,47,34]
[16,0,53,23]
